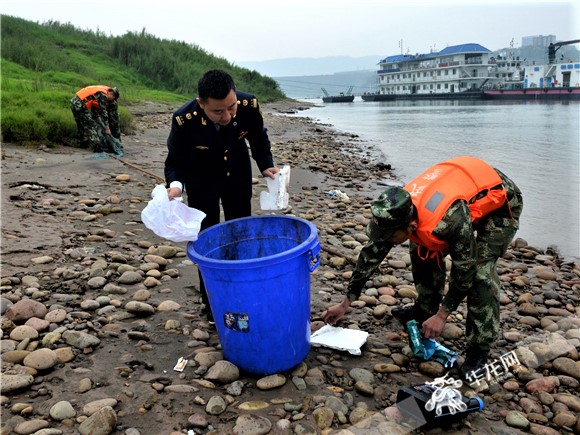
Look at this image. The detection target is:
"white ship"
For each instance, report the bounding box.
[375,43,502,98]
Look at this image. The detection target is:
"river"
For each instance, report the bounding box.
[294,99,580,258]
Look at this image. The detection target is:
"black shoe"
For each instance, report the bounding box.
[200,305,214,324]
[460,347,489,383]
[391,304,431,325]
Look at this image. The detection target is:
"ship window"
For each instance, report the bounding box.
[445,70,449,75]
[444,84,448,89]
[453,69,456,75]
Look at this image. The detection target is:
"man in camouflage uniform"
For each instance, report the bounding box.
[70,85,122,154]
[323,157,523,380]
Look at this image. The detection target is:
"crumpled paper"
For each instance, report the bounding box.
[260,165,290,210]
[310,324,369,355]
[141,184,206,242]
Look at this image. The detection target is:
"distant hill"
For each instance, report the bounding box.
[238,54,383,99]
[237,55,382,77]
[273,71,377,99]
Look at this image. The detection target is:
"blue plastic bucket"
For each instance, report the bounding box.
[187,215,320,375]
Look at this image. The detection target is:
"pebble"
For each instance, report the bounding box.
[78,405,117,435]
[233,414,272,434]
[256,374,287,390]
[505,410,530,429]
[49,401,76,420]
[552,356,580,380]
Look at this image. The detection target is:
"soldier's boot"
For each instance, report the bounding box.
[460,347,489,382]
[391,304,432,326]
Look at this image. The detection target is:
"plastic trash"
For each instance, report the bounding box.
[105,135,124,157]
[397,380,484,428]
[260,165,290,210]
[407,320,458,367]
[141,184,206,242]
[325,189,350,201]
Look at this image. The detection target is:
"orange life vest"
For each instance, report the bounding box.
[405,156,507,252]
[75,85,111,111]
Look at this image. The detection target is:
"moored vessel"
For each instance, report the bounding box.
[321,87,355,103]
[372,43,501,100]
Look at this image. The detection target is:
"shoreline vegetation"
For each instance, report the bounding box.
[0,15,285,147]
[1,99,579,434]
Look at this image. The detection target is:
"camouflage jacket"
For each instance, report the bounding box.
[346,169,521,313]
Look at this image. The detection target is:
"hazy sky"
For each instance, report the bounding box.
[2,0,578,62]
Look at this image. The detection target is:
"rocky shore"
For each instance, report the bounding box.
[1,99,579,435]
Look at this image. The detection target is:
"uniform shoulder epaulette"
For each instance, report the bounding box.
[237,93,259,110]
[174,109,202,127]
[174,99,205,127]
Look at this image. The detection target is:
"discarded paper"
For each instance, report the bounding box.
[173,356,188,372]
[310,324,369,355]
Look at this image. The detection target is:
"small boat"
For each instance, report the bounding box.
[361,93,395,102]
[321,87,355,103]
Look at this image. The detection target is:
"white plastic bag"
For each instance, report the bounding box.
[141,185,206,242]
[260,165,290,210]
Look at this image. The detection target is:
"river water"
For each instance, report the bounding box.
[294,99,580,258]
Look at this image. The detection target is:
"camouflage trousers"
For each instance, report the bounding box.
[411,180,523,352]
[70,96,121,153]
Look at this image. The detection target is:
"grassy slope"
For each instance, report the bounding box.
[0,15,286,146]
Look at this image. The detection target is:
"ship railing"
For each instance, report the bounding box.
[379,61,490,73]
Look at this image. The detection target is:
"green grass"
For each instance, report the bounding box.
[1,15,286,147]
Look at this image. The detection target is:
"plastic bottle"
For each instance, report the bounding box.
[396,383,484,428]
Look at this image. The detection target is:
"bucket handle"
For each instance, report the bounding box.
[308,242,321,272]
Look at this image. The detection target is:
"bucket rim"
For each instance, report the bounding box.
[187,215,319,268]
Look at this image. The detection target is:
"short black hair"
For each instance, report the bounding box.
[198,70,236,101]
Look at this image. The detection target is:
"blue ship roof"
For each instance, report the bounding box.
[380,43,491,64]
[438,43,491,54]
[382,53,436,63]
